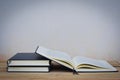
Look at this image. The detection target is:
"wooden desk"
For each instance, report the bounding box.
[0,61,120,80]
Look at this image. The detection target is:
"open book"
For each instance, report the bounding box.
[37,47,117,72]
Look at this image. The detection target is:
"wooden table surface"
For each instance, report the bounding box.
[0,61,120,80]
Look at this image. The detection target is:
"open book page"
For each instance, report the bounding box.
[37,47,73,69]
[72,56,117,72]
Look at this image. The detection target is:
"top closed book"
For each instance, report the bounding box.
[8,53,50,66]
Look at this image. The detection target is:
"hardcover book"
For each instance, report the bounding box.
[7,66,50,72]
[37,47,118,72]
[8,53,50,66]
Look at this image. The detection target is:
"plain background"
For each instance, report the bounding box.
[0,0,120,61]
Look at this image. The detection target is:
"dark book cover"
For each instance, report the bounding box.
[8,53,49,60]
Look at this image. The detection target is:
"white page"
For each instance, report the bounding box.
[72,56,112,68]
[74,57,117,72]
[37,47,73,69]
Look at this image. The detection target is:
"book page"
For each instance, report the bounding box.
[72,56,112,69]
[37,47,73,69]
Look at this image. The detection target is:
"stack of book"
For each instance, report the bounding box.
[7,53,51,72]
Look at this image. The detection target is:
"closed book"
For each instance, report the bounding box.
[7,53,51,66]
[7,66,50,72]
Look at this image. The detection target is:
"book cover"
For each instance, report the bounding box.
[8,53,51,66]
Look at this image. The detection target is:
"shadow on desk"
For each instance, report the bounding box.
[50,61,72,72]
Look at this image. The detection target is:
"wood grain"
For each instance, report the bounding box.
[0,61,120,80]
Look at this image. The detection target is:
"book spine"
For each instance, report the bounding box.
[7,60,11,72]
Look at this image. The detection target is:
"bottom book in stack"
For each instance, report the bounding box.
[7,53,51,72]
[8,67,50,72]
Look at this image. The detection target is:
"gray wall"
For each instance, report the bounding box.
[0,0,120,61]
